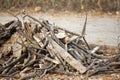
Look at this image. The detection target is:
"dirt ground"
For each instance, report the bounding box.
[0,11,120,80]
[0,11,119,46]
[42,73,120,80]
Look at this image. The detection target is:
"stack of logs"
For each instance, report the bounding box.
[0,13,120,80]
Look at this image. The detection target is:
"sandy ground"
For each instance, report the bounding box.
[0,12,120,46]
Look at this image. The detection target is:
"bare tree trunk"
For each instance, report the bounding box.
[117,0,120,11]
[97,0,102,11]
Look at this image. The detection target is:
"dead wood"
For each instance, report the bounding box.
[0,12,119,80]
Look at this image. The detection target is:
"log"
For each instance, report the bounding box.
[47,39,87,73]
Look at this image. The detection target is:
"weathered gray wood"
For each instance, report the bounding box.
[47,39,87,73]
[33,34,87,73]
[33,35,61,64]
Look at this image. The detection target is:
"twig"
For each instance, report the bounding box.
[0,52,27,73]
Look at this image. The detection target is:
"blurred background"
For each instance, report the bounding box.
[0,0,119,13]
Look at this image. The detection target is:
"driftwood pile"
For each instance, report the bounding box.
[0,13,120,80]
